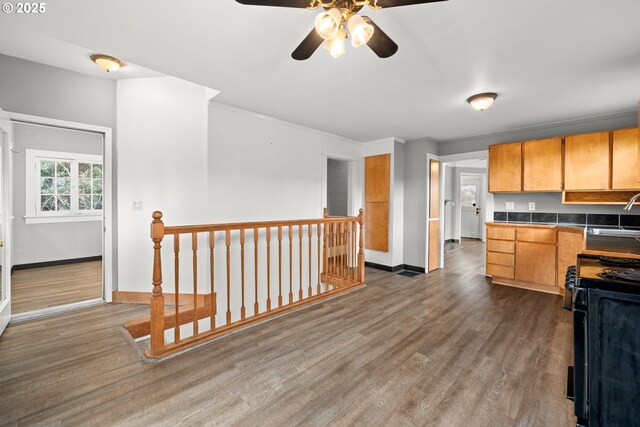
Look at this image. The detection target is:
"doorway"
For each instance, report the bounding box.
[326,157,352,216]
[460,175,483,239]
[0,110,12,336]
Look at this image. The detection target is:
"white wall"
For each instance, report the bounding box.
[117,77,210,292]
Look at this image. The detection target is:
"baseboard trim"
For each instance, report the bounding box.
[365,262,426,274]
[12,256,103,274]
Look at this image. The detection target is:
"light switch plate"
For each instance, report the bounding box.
[528,202,536,211]
[133,200,143,210]
[505,202,515,211]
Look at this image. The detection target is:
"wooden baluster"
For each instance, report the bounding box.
[323,222,329,292]
[332,223,338,289]
[192,232,198,335]
[307,224,312,298]
[266,227,272,311]
[351,221,357,283]
[254,227,259,315]
[289,225,293,304]
[149,211,165,357]
[358,208,365,284]
[174,233,180,343]
[278,226,283,307]
[209,230,215,330]
[226,229,231,324]
[299,224,303,301]
[316,223,321,295]
[240,228,246,320]
[341,222,346,287]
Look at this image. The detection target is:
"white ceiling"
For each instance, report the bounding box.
[1,0,639,142]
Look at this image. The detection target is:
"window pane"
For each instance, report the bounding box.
[93,179,102,195]
[40,178,55,195]
[79,179,92,195]
[40,161,55,177]
[79,195,91,210]
[92,164,103,179]
[93,195,103,210]
[56,162,71,177]
[78,163,91,179]
[41,195,56,211]
[57,195,71,211]
[56,178,70,195]
[461,184,477,208]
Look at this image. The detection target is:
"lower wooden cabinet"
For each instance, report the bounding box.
[514,242,556,287]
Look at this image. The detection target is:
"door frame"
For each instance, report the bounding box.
[321,149,359,216]
[0,109,13,334]
[6,112,113,317]
[459,173,486,240]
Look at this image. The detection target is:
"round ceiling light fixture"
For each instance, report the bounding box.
[467,92,498,112]
[90,54,126,72]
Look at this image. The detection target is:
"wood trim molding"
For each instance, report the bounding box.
[562,190,639,204]
[112,291,212,307]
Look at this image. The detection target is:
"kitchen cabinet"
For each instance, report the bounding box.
[612,128,639,190]
[557,229,584,290]
[489,142,522,192]
[515,242,556,287]
[564,131,610,191]
[523,137,563,191]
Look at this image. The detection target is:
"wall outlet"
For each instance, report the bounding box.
[133,200,143,210]
[505,202,515,211]
[528,202,536,211]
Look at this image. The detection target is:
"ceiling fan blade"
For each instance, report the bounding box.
[370,0,447,8]
[235,0,314,8]
[365,19,398,58]
[292,28,324,60]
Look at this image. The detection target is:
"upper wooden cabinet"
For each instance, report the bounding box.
[523,137,563,192]
[612,128,639,190]
[489,142,522,192]
[564,131,610,191]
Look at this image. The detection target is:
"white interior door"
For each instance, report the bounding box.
[0,110,12,335]
[460,177,482,239]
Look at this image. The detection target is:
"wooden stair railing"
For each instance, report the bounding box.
[136,209,365,359]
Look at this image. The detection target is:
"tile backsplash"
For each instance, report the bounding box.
[494,211,640,228]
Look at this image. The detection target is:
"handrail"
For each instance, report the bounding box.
[145,208,365,358]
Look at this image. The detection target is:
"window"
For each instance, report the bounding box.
[26,149,103,224]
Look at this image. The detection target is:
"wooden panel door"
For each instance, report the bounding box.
[364,202,389,252]
[515,242,556,286]
[365,154,390,202]
[489,142,522,192]
[612,128,639,190]
[523,137,563,191]
[557,230,583,290]
[428,159,440,272]
[564,131,610,190]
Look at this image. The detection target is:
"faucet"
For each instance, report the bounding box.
[624,193,640,211]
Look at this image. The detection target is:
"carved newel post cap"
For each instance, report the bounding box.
[152,211,163,220]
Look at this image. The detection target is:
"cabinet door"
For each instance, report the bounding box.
[557,230,583,290]
[564,132,610,190]
[523,137,563,191]
[612,128,639,190]
[489,142,522,192]
[515,242,556,286]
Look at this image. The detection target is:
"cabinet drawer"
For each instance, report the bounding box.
[487,263,515,279]
[487,251,515,267]
[487,227,516,241]
[516,228,557,244]
[487,239,515,254]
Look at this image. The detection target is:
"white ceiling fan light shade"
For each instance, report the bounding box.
[90,54,125,72]
[324,28,347,59]
[347,15,374,47]
[467,92,498,112]
[315,8,342,40]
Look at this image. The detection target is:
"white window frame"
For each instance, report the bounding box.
[25,149,103,224]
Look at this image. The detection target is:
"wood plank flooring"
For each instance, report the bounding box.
[11,261,103,314]
[0,240,574,426]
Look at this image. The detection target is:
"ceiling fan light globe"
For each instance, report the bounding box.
[347,15,374,47]
[325,28,347,59]
[315,8,342,40]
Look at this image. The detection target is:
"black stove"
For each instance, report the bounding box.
[564,254,640,427]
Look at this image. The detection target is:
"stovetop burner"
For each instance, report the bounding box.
[597,268,640,283]
[598,256,640,268]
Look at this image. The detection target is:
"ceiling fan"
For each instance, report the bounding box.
[235,0,448,60]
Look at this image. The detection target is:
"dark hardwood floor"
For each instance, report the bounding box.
[0,239,574,426]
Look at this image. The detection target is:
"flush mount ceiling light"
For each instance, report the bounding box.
[236,0,448,60]
[467,92,498,112]
[90,54,125,72]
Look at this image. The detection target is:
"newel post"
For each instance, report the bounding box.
[322,208,328,276]
[357,208,365,284]
[150,211,165,357]
[323,207,328,218]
